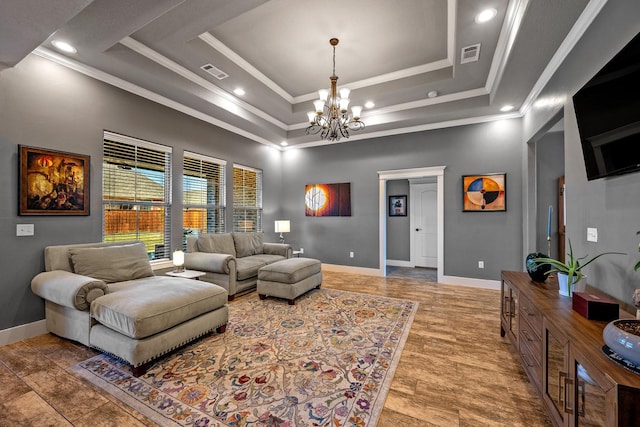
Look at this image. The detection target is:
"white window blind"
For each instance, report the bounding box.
[233,164,262,232]
[183,151,226,245]
[102,131,172,260]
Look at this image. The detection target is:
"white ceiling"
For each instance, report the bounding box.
[1,0,592,149]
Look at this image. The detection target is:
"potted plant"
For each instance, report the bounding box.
[534,240,625,297]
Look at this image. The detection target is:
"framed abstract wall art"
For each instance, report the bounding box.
[305,182,351,216]
[19,145,90,215]
[462,173,506,212]
[389,195,407,216]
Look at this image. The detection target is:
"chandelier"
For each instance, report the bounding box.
[305,38,365,141]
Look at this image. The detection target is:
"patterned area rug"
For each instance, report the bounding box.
[73,289,417,426]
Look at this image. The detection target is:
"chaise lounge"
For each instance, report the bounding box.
[31,241,229,376]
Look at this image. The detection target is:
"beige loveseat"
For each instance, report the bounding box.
[185,232,291,300]
[31,241,228,376]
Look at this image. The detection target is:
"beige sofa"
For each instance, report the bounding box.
[31,241,228,376]
[185,232,291,300]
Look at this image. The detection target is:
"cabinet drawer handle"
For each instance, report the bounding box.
[558,371,565,405]
[564,376,574,415]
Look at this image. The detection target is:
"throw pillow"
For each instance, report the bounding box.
[233,232,264,257]
[197,233,236,257]
[70,243,154,283]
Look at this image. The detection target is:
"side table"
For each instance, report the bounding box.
[166,270,206,280]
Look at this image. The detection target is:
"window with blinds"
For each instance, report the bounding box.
[183,152,226,245]
[233,164,262,232]
[102,131,172,260]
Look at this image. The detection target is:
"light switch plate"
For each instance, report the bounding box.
[587,227,598,242]
[17,224,34,236]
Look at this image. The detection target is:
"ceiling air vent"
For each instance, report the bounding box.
[460,44,481,64]
[200,63,228,80]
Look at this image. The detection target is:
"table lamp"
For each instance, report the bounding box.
[173,250,185,273]
[274,220,290,244]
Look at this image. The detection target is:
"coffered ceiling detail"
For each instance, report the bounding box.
[1,0,595,149]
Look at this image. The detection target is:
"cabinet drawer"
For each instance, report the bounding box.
[520,336,541,391]
[520,294,542,338]
[520,317,542,365]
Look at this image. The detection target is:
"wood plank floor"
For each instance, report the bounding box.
[0,270,552,426]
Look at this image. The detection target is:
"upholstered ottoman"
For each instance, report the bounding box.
[257,257,322,305]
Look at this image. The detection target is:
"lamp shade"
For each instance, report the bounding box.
[173,250,184,267]
[274,220,290,233]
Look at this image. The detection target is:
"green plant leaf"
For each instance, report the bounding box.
[532,238,625,284]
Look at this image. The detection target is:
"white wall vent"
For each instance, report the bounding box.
[200,63,228,80]
[460,44,481,64]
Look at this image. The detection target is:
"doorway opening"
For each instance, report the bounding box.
[378,166,446,282]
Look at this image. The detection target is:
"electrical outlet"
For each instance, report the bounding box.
[587,227,598,242]
[478,261,484,269]
[349,251,354,258]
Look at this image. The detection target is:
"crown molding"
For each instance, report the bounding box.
[486,0,530,98]
[519,0,608,116]
[287,111,523,149]
[120,36,289,130]
[33,47,281,149]
[199,32,294,103]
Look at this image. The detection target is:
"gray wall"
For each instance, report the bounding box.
[523,0,640,304]
[386,179,410,261]
[535,131,564,260]
[0,55,281,330]
[280,119,524,279]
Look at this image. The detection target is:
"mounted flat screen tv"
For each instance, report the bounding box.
[573,31,640,181]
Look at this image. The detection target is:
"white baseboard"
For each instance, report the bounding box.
[386,259,413,267]
[441,275,501,290]
[322,263,383,277]
[0,320,47,346]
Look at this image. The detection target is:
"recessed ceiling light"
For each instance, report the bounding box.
[51,40,77,53]
[427,90,438,98]
[280,141,288,146]
[475,8,497,23]
[500,104,515,112]
[233,88,245,96]
[364,101,375,109]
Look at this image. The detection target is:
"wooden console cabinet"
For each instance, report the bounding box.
[501,271,640,426]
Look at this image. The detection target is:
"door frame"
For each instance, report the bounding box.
[378,166,446,282]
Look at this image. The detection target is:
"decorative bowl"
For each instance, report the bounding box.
[603,319,640,366]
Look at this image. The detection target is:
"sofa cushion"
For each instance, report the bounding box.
[197,233,236,257]
[69,243,153,283]
[233,232,264,257]
[235,257,267,281]
[91,276,228,339]
[258,258,322,284]
[250,254,286,266]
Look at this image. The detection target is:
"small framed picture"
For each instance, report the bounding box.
[389,195,407,216]
[462,173,506,212]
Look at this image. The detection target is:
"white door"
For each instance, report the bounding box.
[410,183,437,268]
